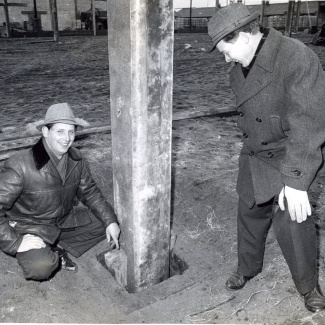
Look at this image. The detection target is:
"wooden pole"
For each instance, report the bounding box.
[33,0,39,34]
[74,0,78,28]
[315,1,320,31]
[189,0,192,30]
[3,0,11,38]
[107,0,173,293]
[92,0,96,36]
[49,0,59,42]
[285,0,295,37]
[294,0,301,33]
[260,0,266,26]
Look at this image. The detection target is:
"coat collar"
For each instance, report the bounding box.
[32,137,82,170]
[230,28,283,107]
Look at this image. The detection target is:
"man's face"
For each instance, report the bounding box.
[216,34,252,67]
[42,123,76,159]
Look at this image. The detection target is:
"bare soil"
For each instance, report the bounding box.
[1,31,325,324]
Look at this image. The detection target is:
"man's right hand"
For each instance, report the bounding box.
[17,234,46,253]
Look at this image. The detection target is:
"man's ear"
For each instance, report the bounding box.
[42,126,49,138]
[238,31,250,44]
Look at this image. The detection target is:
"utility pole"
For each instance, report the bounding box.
[189,0,192,30]
[285,0,295,37]
[92,0,96,36]
[260,0,266,26]
[74,0,78,28]
[49,0,59,42]
[294,0,301,33]
[32,0,41,35]
[3,0,11,38]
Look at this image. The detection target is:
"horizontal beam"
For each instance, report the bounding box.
[21,10,47,14]
[0,3,27,6]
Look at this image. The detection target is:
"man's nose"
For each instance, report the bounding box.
[64,132,71,142]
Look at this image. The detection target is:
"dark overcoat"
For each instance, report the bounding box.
[0,138,117,255]
[230,28,325,208]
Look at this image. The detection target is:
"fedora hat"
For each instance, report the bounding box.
[208,3,260,52]
[36,103,84,131]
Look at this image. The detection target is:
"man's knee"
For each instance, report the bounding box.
[17,246,59,281]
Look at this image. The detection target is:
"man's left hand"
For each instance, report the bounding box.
[278,186,311,223]
[106,222,120,249]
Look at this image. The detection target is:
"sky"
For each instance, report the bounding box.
[174,0,289,10]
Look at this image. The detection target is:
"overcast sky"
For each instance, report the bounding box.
[174,0,288,10]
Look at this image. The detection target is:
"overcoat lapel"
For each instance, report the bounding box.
[229,28,283,108]
[231,65,271,108]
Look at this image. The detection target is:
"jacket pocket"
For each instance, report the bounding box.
[270,115,287,141]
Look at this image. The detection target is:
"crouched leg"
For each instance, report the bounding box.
[16,245,59,281]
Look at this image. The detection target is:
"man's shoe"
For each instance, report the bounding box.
[53,247,78,273]
[304,286,325,313]
[226,273,252,290]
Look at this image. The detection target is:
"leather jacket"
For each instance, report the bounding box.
[0,138,117,255]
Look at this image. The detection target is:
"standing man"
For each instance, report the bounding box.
[208,3,325,312]
[0,103,120,281]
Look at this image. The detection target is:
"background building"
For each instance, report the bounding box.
[175,1,324,32]
[0,0,107,32]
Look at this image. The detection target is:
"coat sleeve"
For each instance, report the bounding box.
[0,159,24,255]
[76,159,118,228]
[281,46,325,190]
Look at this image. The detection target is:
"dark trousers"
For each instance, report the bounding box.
[237,197,317,295]
[16,215,106,281]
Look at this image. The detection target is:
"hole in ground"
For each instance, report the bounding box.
[96,249,189,292]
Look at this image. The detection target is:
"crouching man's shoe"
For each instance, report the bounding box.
[52,246,78,273]
[304,286,325,313]
[226,273,252,290]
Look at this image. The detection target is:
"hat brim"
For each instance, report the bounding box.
[209,11,260,53]
[36,120,85,131]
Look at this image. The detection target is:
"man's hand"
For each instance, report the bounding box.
[278,186,311,223]
[17,234,46,253]
[106,222,120,249]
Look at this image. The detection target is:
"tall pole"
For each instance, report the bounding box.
[189,0,192,30]
[74,0,78,28]
[294,0,301,33]
[3,0,11,38]
[49,0,59,42]
[33,0,40,35]
[92,0,96,36]
[285,0,295,37]
[107,0,173,293]
[260,0,266,26]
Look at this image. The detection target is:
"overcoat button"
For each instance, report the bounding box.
[261,141,268,145]
[256,117,262,122]
[249,151,254,156]
[239,112,244,117]
[293,170,302,176]
[243,133,248,138]
[267,152,273,158]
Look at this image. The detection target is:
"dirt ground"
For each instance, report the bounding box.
[2,31,325,324]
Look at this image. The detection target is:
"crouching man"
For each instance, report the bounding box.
[0,103,120,280]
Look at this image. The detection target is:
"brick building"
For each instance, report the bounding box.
[0,0,107,31]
